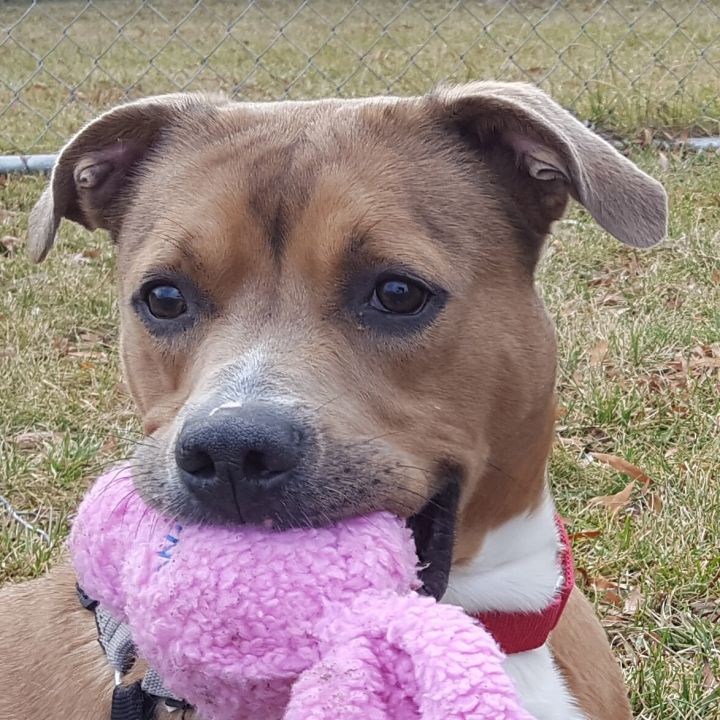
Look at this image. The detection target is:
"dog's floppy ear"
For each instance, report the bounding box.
[28,93,227,263]
[434,81,668,247]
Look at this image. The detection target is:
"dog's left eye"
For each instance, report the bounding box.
[371,276,430,315]
[145,285,187,319]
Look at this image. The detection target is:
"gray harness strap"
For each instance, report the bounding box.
[95,606,136,674]
[141,668,183,704]
[95,606,183,703]
[78,585,190,716]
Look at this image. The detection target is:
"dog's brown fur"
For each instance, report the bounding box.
[551,587,636,719]
[1,82,667,719]
[0,563,182,719]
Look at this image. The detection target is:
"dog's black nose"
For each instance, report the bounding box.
[175,404,303,520]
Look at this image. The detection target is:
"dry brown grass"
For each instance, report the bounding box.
[2,0,720,154]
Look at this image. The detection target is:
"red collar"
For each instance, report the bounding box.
[473,514,574,655]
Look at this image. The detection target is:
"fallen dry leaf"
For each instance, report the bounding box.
[579,573,619,592]
[599,613,625,628]
[709,567,720,589]
[602,590,624,608]
[13,430,64,450]
[77,330,112,346]
[77,331,102,344]
[589,340,609,368]
[67,349,108,361]
[576,568,623,606]
[68,252,92,265]
[599,292,624,306]
[663,289,684,309]
[100,436,119,455]
[52,336,71,355]
[702,661,719,693]
[0,235,20,255]
[588,272,615,288]
[588,480,636,513]
[570,528,602,541]
[690,599,720,621]
[591,452,652,494]
[690,357,720,369]
[693,343,719,358]
[575,567,591,585]
[646,493,663,513]
[558,435,585,450]
[0,208,20,224]
[623,588,644,615]
[668,354,689,378]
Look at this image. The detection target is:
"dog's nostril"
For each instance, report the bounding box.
[177,447,215,480]
[244,449,272,479]
[190,451,215,479]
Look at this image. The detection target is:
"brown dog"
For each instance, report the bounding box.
[1,82,667,720]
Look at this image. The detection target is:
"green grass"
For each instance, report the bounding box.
[2,0,720,154]
[543,149,720,718]
[1,2,719,718]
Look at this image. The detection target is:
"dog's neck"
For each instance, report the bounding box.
[443,490,586,720]
[446,394,559,614]
[443,490,562,615]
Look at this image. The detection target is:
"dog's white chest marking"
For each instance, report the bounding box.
[504,646,587,720]
[443,496,587,720]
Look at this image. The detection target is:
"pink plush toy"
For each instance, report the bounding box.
[70,466,533,720]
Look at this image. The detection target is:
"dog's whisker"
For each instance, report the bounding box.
[484,458,524,488]
[342,429,405,451]
[309,392,346,414]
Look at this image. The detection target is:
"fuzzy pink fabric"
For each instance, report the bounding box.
[70,466,533,720]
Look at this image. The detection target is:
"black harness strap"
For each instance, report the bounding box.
[111,682,156,720]
[77,584,98,611]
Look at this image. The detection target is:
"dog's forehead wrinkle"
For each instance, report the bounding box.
[247,145,293,237]
[242,136,325,259]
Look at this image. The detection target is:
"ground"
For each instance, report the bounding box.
[2,0,720,152]
[1,2,719,718]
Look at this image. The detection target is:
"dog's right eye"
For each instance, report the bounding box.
[132,273,206,337]
[146,284,187,319]
[371,276,430,315]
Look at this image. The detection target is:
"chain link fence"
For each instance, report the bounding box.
[1,0,719,156]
